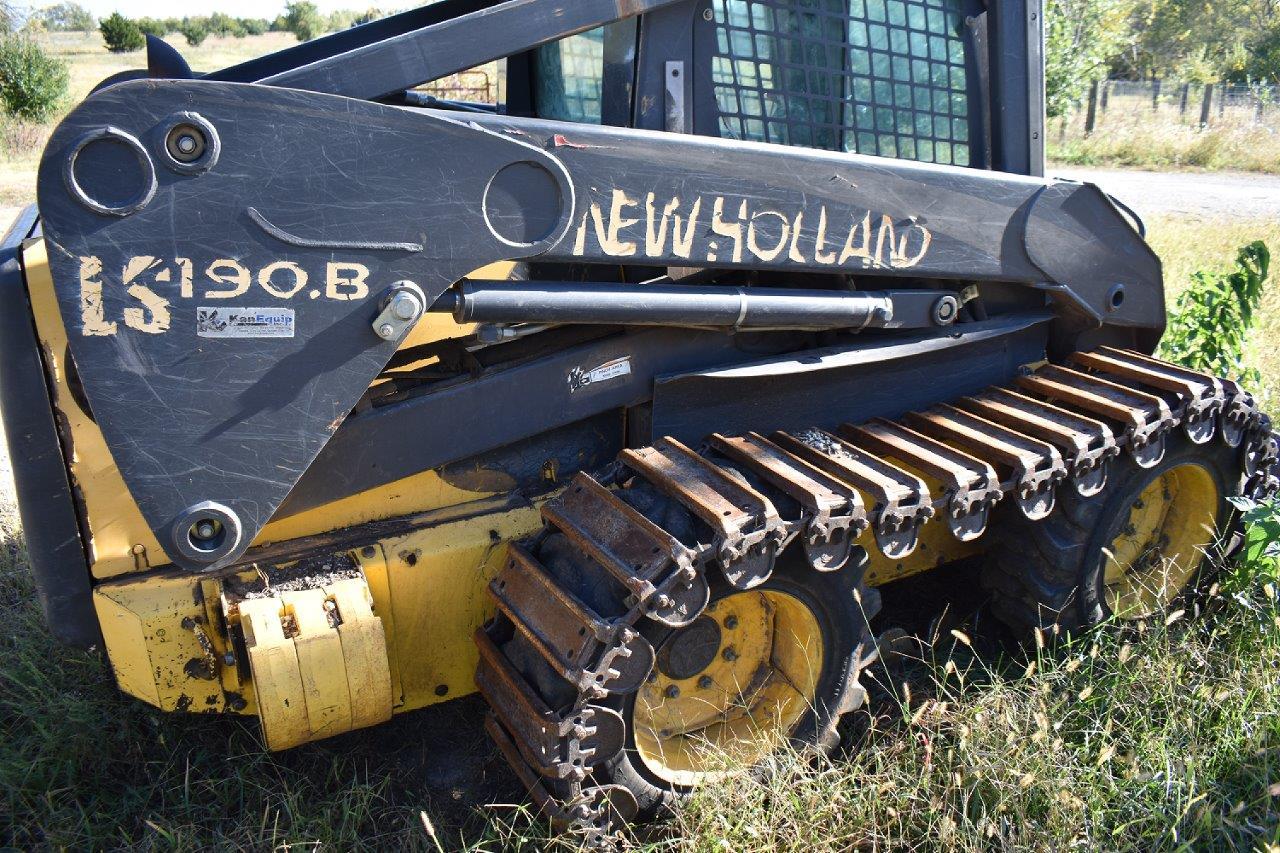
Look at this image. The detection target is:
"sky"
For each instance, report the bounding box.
[52,0,360,20]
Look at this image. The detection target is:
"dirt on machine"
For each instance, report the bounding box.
[1,0,1277,844]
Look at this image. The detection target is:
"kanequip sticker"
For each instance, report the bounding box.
[197,307,295,338]
[568,356,632,392]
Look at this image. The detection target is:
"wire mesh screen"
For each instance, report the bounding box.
[710,0,972,165]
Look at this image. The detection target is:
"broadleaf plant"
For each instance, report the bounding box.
[1159,240,1270,389]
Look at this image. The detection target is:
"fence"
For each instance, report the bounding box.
[1081,79,1280,133]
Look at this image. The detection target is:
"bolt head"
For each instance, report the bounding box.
[723,615,739,630]
[391,292,420,321]
[702,7,714,20]
[697,675,714,689]
[722,647,738,662]
[378,322,396,339]
[664,685,681,699]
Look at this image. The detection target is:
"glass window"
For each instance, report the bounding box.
[534,28,605,124]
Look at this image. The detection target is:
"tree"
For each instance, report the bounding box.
[207,12,244,37]
[99,12,144,53]
[133,17,170,37]
[0,34,69,120]
[1044,0,1135,117]
[1231,25,1280,83]
[283,1,324,41]
[240,17,270,35]
[40,2,95,31]
[352,8,383,25]
[179,18,208,46]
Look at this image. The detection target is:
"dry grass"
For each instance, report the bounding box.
[1048,103,1280,174]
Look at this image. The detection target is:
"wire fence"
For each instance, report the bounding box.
[1082,79,1280,132]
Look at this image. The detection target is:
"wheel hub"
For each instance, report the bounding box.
[631,589,824,786]
[656,615,721,681]
[1103,462,1220,618]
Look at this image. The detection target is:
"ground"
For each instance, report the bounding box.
[2,29,1279,853]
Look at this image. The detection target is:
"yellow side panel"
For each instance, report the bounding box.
[21,240,503,579]
[357,502,544,711]
[93,573,227,712]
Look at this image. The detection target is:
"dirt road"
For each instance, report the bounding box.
[1049,166,1280,221]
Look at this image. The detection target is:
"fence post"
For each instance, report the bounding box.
[1152,78,1162,109]
[1257,92,1265,124]
[1220,84,1227,117]
[1178,83,1190,118]
[1199,82,1214,127]
[1085,80,1099,135]
[1100,80,1109,112]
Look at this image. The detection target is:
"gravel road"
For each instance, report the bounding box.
[1049,166,1280,221]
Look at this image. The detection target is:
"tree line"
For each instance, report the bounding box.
[95,3,385,50]
[1047,0,1280,117]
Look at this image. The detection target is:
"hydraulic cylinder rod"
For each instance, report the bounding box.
[434,281,959,331]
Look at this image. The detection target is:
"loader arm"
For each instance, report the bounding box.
[39,77,1159,574]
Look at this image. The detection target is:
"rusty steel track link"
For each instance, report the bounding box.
[475,350,1278,843]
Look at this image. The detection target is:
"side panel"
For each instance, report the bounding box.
[0,211,98,647]
[89,499,543,725]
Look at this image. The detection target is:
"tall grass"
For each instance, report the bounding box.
[1049,107,1280,174]
[652,551,1280,851]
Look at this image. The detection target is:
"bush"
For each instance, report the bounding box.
[178,19,208,47]
[1159,240,1271,386]
[99,12,144,53]
[133,16,169,37]
[0,34,69,121]
[351,8,383,25]
[207,12,243,37]
[40,1,95,32]
[283,1,324,41]
[240,17,269,35]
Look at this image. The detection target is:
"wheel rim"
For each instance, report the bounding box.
[631,589,824,786]
[1103,462,1220,618]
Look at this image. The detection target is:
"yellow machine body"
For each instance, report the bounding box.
[22,239,977,749]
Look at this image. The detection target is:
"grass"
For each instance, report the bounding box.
[1047,93,1280,174]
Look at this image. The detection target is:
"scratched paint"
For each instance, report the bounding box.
[569,190,932,270]
[76,255,373,336]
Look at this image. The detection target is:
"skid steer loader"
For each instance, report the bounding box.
[3,0,1277,841]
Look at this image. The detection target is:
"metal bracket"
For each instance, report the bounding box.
[372,280,425,341]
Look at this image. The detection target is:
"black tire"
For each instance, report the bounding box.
[982,431,1244,639]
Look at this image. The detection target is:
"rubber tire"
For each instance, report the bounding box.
[982,431,1244,640]
[592,550,878,818]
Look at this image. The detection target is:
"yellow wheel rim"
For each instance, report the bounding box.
[631,589,824,786]
[1103,462,1220,619]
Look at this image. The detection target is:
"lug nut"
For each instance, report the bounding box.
[697,675,713,689]
[665,685,680,699]
[722,647,738,662]
[723,615,738,629]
